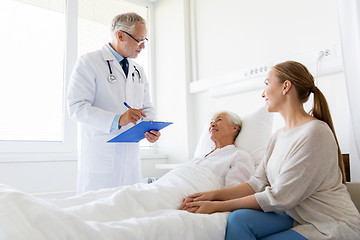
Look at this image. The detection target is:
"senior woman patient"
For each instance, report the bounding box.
[50,111,255,221]
[188,111,255,188]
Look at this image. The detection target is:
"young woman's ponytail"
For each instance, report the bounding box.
[310,86,346,184]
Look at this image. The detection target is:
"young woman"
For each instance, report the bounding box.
[181,61,360,240]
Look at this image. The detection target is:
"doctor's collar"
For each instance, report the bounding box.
[106,43,125,63]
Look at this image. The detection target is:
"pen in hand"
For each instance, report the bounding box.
[124,101,146,117]
[121,102,147,125]
[122,102,159,142]
[123,102,132,109]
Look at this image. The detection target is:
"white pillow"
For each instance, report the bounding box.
[194,106,273,167]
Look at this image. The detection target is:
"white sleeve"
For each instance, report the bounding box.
[67,55,116,133]
[224,150,255,187]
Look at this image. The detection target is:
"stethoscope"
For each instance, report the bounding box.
[106,60,142,83]
[107,60,116,83]
[132,66,141,83]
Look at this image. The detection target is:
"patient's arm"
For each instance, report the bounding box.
[224,150,255,187]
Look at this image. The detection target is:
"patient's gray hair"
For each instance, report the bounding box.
[111,13,146,39]
[225,111,242,140]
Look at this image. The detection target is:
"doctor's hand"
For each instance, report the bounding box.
[119,108,147,126]
[145,130,160,143]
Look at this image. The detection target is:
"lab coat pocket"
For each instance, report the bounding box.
[83,134,115,174]
[132,82,144,109]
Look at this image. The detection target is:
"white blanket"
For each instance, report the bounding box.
[0,165,229,240]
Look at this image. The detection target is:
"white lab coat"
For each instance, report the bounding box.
[67,44,156,194]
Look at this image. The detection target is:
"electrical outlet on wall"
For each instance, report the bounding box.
[319,44,338,59]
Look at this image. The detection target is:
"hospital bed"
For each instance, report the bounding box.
[0,107,273,240]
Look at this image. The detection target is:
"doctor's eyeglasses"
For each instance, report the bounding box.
[122,31,148,46]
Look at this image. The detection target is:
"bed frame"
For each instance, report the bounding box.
[343,153,350,182]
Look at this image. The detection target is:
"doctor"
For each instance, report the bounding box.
[67,13,160,194]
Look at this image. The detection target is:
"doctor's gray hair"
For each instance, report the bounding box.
[111,13,146,39]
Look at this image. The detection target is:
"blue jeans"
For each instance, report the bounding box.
[225,209,308,240]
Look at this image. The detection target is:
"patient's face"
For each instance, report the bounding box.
[209,113,237,144]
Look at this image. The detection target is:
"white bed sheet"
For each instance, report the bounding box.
[0,165,229,240]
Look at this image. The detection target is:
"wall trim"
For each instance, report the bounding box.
[189,43,343,98]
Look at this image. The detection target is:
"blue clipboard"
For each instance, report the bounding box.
[107,121,173,143]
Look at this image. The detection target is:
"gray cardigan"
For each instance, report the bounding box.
[248,120,360,240]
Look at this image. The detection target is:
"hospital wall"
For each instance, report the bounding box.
[153,0,360,181]
[152,0,194,164]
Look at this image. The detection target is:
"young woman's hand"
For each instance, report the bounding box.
[179,191,216,210]
[184,201,220,214]
[191,191,216,201]
[179,196,196,210]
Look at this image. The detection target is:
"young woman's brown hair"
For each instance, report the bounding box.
[272,60,346,184]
